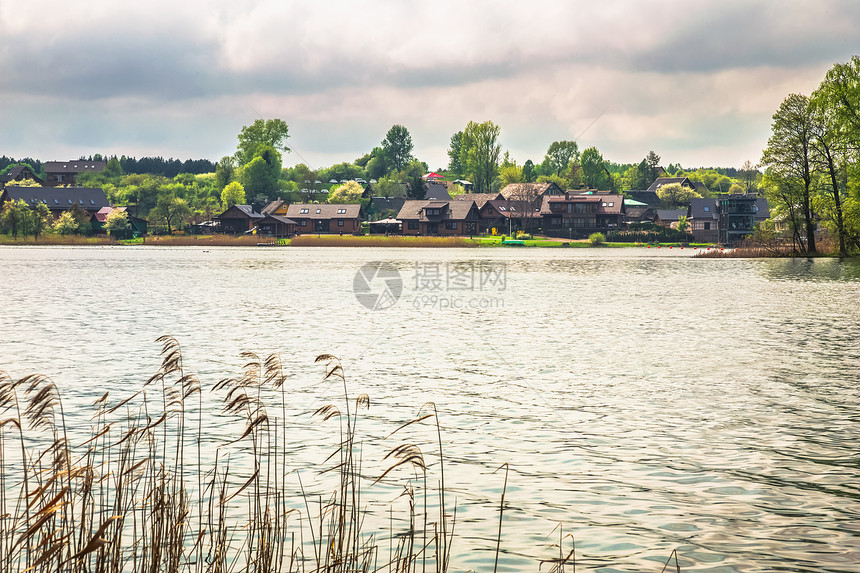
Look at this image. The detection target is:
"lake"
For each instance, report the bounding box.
[1,246,859,572]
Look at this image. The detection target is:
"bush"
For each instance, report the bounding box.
[588,232,606,246]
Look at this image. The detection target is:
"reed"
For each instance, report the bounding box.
[289,235,473,248]
[0,340,684,573]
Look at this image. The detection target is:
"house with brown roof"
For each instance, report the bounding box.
[215,205,264,233]
[285,203,362,234]
[396,199,480,235]
[479,199,542,234]
[1,185,110,217]
[43,160,106,187]
[254,214,297,237]
[539,193,604,238]
[0,165,43,188]
[453,192,503,208]
[500,182,566,210]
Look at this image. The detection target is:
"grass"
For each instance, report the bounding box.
[0,338,684,573]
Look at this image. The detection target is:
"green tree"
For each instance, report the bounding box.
[328,180,365,203]
[382,124,414,172]
[151,194,191,234]
[241,146,281,200]
[52,211,81,235]
[522,159,536,183]
[30,202,51,241]
[215,156,236,190]
[677,215,690,233]
[221,181,246,209]
[760,93,817,253]
[544,140,579,176]
[580,147,612,190]
[447,131,464,177]
[1,198,31,239]
[656,182,702,207]
[374,176,403,198]
[498,163,523,187]
[236,119,290,165]
[406,175,426,200]
[460,120,501,193]
[104,209,130,237]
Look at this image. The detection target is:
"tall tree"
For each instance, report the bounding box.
[522,159,536,183]
[544,140,579,176]
[459,120,501,193]
[221,181,246,209]
[447,131,464,177]
[151,194,192,235]
[30,202,51,241]
[381,124,414,172]
[236,119,290,166]
[215,156,236,190]
[760,94,817,253]
[241,146,282,200]
[1,199,31,239]
[580,147,611,190]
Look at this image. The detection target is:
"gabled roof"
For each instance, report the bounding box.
[93,206,127,223]
[595,194,625,215]
[44,160,107,174]
[627,190,661,207]
[689,198,718,220]
[2,185,110,211]
[482,200,541,219]
[647,177,693,192]
[395,200,430,221]
[262,199,287,215]
[257,214,297,225]
[500,182,564,201]
[396,200,478,222]
[425,182,451,201]
[285,203,361,219]
[655,209,686,222]
[2,165,43,184]
[453,192,503,208]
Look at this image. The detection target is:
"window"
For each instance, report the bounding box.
[337,208,347,214]
[704,222,711,230]
[68,199,73,204]
[316,208,321,214]
[408,221,419,230]
[703,206,710,212]
[54,200,59,204]
[426,208,440,216]
[90,200,95,205]
[299,220,307,226]
[445,221,458,230]
[338,220,344,227]
[608,202,614,207]
[300,208,309,214]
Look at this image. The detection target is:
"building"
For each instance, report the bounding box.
[718,194,763,245]
[91,206,148,237]
[285,203,362,234]
[43,160,106,187]
[1,185,110,217]
[688,198,719,243]
[254,214,297,237]
[215,204,264,233]
[539,194,601,238]
[0,165,43,187]
[396,199,480,235]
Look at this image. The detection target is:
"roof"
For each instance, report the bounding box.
[395,199,478,222]
[262,199,287,215]
[218,204,264,219]
[624,198,648,207]
[44,160,107,174]
[93,206,128,223]
[755,197,770,220]
[540,194,602,214]
[595,194,625,215]
[396,200,430,220]
[689,198,719,220]
[483,200,541,219]
[285,203,361,219]
[500,182,564,201]
[627,191,661,207]
[425,182,451,201]
[257,214,297,225]
[655,209,687,222]
[647,177,692,192]
[2,185,110,211]
[453,192,503,207]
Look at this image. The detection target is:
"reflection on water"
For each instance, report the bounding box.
[1,246,859,572]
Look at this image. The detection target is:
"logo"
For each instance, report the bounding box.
[353,262,403,311]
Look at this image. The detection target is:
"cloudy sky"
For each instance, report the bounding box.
[2,0,859,170]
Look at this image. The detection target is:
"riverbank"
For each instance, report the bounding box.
[0,233,717,249]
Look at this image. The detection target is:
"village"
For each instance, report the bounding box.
[1,160,768,246]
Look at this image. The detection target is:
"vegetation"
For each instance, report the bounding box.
[588,232,606,246]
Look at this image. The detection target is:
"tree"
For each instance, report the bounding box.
[53,211,81,235]
[30,202,51,241]
[447,131,464,177]
[381,124,414,172]
[633,151,661,189]
[241,146,281,200]
[215,156,236,190]
[676,215,690,234]
[1,198,31,239]
[406,175,426,200]
[739,160,759,193]
[498,163,523,187]
[522,159,536,183]
[656,182,702,207]
[221,181,246,209]
[760,94,817,253]
[104,209,131,237]
[580,147,612,190]
[236,119,290,165]
[328,181,365,203]
[374,176,403,198]
[151,194,191,234]
[544,140,579,176]
[460,120,501,193]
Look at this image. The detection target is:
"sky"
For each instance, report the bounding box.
[2,0,859,171]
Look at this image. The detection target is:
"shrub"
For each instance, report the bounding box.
[588,232,606,246]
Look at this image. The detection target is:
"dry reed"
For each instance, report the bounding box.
[289,236,474,248]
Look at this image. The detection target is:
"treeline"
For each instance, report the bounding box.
[0,154,215,178]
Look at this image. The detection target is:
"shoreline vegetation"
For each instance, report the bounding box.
[0,337,685,573]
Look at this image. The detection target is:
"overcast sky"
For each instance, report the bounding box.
[2,0,858,171]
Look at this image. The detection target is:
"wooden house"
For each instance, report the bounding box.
[285,203,362,234]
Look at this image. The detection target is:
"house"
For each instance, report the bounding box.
[539,194,602,238]
[285,203,362,234]
[595,194,626,231]
[261,199,290,216]
[718,194,768,245]
[479,199,542,234]
[500,182,566,210]
[1,185,110,216]
[0,165,43,187]
[254,214,297,237]
[688,198,719,242]
[91,206,148,237]
[647,177,697,193]
[367,197,406,221]
[216,204,264,233]
[43,160,106,187]
[396,199,480,235]
[627,190,661,208]
[654,209,687,228]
